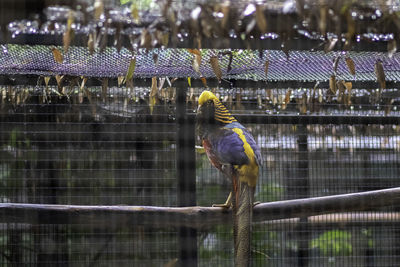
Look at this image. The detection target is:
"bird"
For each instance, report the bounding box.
[196,90,261,267]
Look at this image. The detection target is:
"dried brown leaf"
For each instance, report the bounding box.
[332,56,340,75]
[282,89,291,110]
[264,59,269,80]
[220,4,230,30]
[266,89,272,100]
[329,75,337,94]
[255,5,267,33]
[102,78,108,102]
[51,47,63,63]
[140,29,152,49]
[385,98,394,116]
[257,94,262,108]
[300,92,307,114]
[375,60,386,89]
[210,56,222,81]
[345,57,356,76]
[343,81,352,92]
[63,11,75,53]
[319,5,328,35]
[388,39,397,58]
[94,0,104,20]
[324,37,338,53]
[88,32,95,54]
[118,76,124,87]
[55,75,63,92]
[164,258,178,267]
[149,77,158,114]
[200,77,207,87]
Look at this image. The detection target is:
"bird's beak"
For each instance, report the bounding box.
[196,104,202,113]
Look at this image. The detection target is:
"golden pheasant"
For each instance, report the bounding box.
[196,90,261,267]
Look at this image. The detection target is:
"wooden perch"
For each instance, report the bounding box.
[1,187,400,229]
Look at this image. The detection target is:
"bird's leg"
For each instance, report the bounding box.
[212,192,232,208]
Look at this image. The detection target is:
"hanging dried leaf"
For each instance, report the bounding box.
[164,258,178,267]
[200,77,207,87]
[149,77,158,115]
[319,5,328,36]
[51,47,63,63]
[266,89,272,100]
[55,75,63,93]
[1,89,6,104]
[300,92,307,114]
[153,53,159,65]
[102,78,108,102]
[131,2,140,24]
[63,11,75,53]
[264,59,269,80]
[318,89,323,103]
[227,52,233,73]
[44,76,51,88]
[187,49,201,56]
[388,39,397,58]
[337,80,345,102]
[343,81,352,106]
[385,98,395,115]
[329,75,337,94]
[125,56,136,83]
[343,81,352,92]
[115,23,122,53]
[255,5,267,33]
[345,57,356,76]
[257,94,262,108]
[94,0,104,20]
[220,4,230,30]
[88,32,95,54]
[235,89,244,111]
[80,77,87,91]
[344,12,356,50]
[210,56,222,81]
[324,37,338,53]
[161,32,169,47]
[282,89,292,110]
[227,94,233,109]
[375,60,386,89]
[140,29,152,49]
[118,76,124,87]
[333,56,340,75]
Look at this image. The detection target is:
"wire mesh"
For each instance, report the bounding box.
[1,84,400,266]
[2,45,400,82]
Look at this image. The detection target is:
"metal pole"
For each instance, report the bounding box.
[176,85,197,267]
[296,124,309,267]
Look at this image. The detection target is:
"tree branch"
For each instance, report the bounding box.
[1,187,399,229]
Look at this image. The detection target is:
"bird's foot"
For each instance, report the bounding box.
[212,203,232,209]
[253,201,261,207]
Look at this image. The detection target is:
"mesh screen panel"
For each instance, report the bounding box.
[2,44,400,82]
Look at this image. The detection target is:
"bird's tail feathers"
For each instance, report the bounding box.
[232,173,254,267]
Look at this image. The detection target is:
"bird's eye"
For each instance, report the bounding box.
[207,100,213,104]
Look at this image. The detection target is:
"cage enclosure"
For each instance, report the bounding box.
[1,0,400,266]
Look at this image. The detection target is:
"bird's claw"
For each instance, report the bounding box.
[253,201,261,207]
[212,203,231,209]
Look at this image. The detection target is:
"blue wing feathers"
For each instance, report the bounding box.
[208,123,262,166]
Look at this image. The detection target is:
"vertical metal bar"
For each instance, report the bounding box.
[296,124,309,267]
[176,85,197,267]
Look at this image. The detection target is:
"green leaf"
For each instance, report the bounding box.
[120,0,132,5]
[125,56,136,82]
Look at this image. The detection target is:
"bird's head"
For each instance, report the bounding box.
[196,90,236,127]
